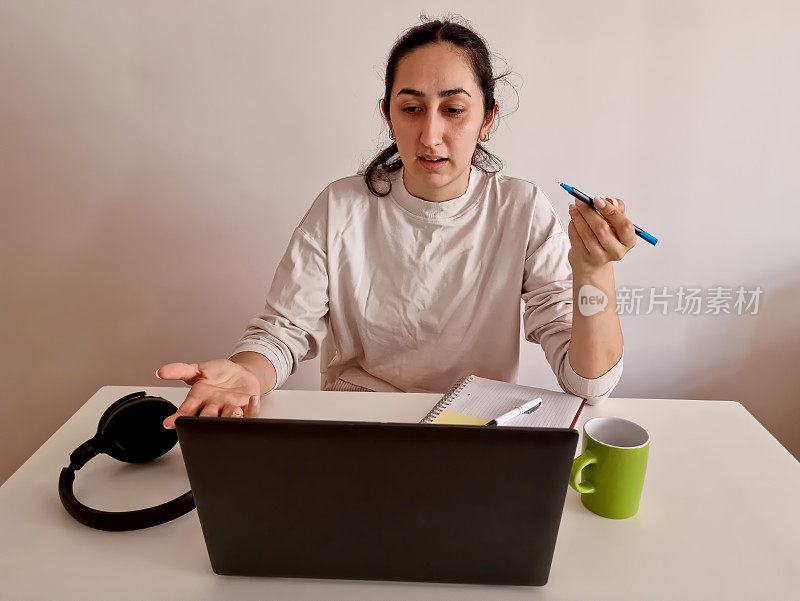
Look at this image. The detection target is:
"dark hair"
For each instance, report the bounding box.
[358,14,514,197]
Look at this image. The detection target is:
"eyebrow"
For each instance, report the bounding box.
[396,87,472,98]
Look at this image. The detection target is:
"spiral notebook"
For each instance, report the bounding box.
[420,374,586,430]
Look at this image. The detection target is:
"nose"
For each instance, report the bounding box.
[419,111,446,149]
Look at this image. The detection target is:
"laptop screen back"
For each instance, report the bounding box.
[176,417,578,586]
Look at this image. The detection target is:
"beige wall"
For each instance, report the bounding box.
[2,0,799,485]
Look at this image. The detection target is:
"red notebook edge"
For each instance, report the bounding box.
[569,399,588,430]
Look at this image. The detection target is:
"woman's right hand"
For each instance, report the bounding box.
[156,359,262,429]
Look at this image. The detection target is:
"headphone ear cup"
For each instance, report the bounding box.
[100,396,179,463]
[96,391,148,434]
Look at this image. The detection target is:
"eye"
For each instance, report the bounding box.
[402,107,464,116]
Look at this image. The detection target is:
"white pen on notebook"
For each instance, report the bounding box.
[485,397,543,426]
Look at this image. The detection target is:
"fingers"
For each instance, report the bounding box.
[591,196,636,249]
[610,198,636,248]
[567,219,588,257]
[220,404,244,418]
[162,384,255,429]
[571,197,635,258]
[569,202,605,256]
[155,362,204,385]
[162,395,202,429]
[245,395,261,418]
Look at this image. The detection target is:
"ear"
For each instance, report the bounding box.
[380,99,390,126]
[482,101,499,136]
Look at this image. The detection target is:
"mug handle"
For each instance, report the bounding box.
[569,451,598,494]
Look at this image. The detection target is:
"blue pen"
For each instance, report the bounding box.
[559,182,659,246]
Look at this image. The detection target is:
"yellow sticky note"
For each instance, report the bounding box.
[431,410,489,425]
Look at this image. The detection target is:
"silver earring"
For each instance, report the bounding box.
[389,129,395,141]
[481,132,490,142]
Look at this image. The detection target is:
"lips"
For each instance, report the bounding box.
[419,156,448,171]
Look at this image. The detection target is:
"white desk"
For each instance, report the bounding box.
[1,386,798,600]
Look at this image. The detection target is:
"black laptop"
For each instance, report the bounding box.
[175,416,578,586]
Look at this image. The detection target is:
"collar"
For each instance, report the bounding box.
[389,163,483,221]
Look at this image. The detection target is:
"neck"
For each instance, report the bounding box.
[403,163,471,202]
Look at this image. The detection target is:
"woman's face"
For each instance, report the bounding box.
[382,43,498,203]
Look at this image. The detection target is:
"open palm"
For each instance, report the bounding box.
[157,359,261,429]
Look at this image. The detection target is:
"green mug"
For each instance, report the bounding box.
[569,417,650,519]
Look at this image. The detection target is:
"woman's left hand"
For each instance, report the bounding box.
[566,196,637,274]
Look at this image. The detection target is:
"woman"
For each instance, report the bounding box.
[159,17,635,429]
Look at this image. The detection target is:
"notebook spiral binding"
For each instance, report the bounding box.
[419,374,475,424]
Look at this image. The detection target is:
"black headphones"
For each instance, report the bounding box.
[58,391,196,531]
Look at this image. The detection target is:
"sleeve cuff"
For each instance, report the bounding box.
[561,351,624,405]
[228,339,290,393]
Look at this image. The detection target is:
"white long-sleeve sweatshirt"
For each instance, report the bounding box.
[228,163,623,404]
